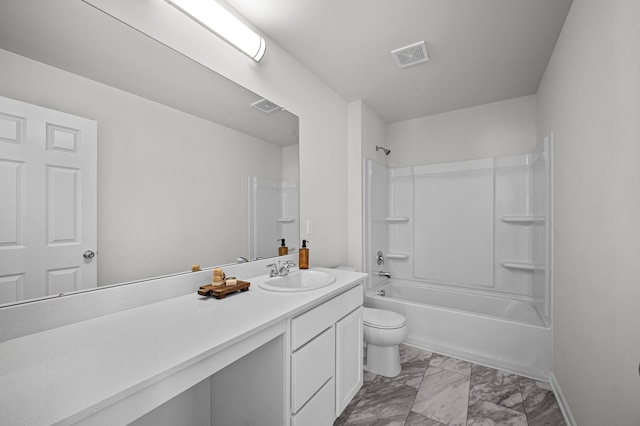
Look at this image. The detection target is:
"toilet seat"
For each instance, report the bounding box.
[363,307,406,329]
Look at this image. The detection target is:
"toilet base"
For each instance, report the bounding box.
[364,343,402,378]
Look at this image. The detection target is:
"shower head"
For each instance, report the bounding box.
[376,145,391,156]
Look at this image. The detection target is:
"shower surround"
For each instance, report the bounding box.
[363,140,552,379]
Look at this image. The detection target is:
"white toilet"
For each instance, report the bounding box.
[363,307,408,377]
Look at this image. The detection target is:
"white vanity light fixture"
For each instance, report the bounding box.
[165,0,266,61]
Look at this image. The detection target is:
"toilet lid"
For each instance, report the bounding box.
[363,307,406,329]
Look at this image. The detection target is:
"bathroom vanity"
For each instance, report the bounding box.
[0,263,365,425]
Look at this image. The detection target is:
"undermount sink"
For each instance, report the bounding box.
[259,270,336,292]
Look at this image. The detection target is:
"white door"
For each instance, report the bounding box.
[0,95,97,304]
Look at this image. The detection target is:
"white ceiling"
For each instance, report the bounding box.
[226,0,573,123]
[0,1,573,130]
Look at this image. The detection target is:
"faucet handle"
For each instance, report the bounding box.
[266,263,278,275]
[282,260,296,271]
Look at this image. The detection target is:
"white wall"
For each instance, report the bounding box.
[0,49,284,286]
[361,102,388,164]
[537,0,640,424]
[347,101,387,271]
[347,101,363,271]
[387,95,537,167]
[364,160,389,289]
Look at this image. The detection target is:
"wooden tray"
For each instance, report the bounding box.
[198,280,250,299]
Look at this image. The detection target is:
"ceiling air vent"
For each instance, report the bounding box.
[251,98,281,113]
[391,41,430,69]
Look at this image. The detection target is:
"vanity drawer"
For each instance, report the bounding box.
[291,284,363,350]
[292,377,335,426]
[291,325,335,413]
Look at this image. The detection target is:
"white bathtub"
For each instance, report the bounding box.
[365,281,551,379]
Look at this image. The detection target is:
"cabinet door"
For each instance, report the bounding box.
[335,306,363,416]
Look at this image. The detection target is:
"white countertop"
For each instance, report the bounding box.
[0,267,366,425]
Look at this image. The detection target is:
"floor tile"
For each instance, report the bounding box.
[343,375,418,425]
[335,346,569,426]
[335,375,375,426]
[467,397,528,425]
[470,364,525,413]
[412,366,470,426]
[404,411,446,426]
[391,345,432,388]
[520,377,566,426]
[428,353,472,376]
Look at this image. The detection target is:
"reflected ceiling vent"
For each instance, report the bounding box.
[391,41,429,69]
[251,98,281,113]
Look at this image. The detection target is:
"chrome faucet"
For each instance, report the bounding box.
[266,260,297,277]
[376,271,391,278]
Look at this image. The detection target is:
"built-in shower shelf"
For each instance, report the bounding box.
[277,217,296,223]
[500,216,545,225]
[500,260,544,271]
[385,217,410,223]
[386,253,410,260]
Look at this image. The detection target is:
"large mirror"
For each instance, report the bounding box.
[0,0,298,305]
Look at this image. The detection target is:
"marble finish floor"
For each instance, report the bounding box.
[335,345,566,426]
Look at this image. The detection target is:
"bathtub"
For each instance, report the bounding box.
[365,281,551,379]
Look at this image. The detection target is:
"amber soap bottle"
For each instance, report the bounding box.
[299,240,309,269]
[278,239,288,256]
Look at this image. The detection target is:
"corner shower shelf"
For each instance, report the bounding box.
[500,260,544,271]
[385,217,410,223]
[277,217,296,223]
[500,216,545,225]
[385,253,410,260]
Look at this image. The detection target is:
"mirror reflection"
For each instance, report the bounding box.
[0,0,299,305]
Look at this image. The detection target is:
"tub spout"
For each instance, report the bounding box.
[376,271,391,278]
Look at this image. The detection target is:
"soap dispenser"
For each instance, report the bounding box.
[278,239,288,256]
[299,240,309,269]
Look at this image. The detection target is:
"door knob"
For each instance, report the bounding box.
[83,250,96,259]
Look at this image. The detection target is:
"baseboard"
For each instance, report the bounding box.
[550,372,577,426]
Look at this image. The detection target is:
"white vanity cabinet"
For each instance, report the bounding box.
[1,264,368,426]
[290,283,364,425]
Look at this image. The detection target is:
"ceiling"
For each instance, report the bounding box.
[225,0,573,123]
[0,1,573,129]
